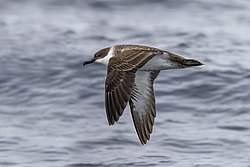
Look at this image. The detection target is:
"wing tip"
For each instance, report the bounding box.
[139,138,149,145]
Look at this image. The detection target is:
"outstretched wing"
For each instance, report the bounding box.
[105,49,159,125]
[129,70,160,145]
[105,69,135,125]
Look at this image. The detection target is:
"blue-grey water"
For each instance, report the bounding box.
[1,0,250,166]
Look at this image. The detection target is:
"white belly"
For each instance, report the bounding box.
[139,54,174,71]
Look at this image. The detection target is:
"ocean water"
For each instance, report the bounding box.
[0,0,250,166]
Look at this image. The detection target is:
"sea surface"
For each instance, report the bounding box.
[0,0,250,167]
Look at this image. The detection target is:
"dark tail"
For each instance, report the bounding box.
[181,59,204,67]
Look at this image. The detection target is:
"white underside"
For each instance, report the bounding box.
[132,71,152,110]
[139,54,175,71]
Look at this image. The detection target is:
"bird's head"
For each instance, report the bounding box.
[83,47,110,66]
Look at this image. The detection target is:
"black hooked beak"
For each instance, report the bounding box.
[83,58,96,66]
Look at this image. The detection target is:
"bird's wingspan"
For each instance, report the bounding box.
[129,70,160,144]
[104,50,159,125]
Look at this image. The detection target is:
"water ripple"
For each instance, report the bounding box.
[1,0,250,167]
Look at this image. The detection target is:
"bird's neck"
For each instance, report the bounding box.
[96,47,114,66]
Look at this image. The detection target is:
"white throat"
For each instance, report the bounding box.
[95,47,114,66]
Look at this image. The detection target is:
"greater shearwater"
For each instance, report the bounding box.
[83,44,203,144]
